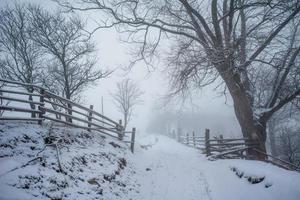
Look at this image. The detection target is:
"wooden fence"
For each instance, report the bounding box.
[175,128,300,171]
[178,131,206,150]
[177,129,256,157]
[0,78,136,153]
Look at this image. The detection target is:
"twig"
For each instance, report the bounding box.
[0,157,42,177]
[55,144,63,173]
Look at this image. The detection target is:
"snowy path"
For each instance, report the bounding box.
[129,135,300,200]
[130,135,212,200]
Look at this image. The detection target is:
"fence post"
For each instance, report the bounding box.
[193,131,196,147]
[205,129,211,156]
[87,105,93,132]
[28,85,36,118]
[118,119,123,140]
[65,103,73,123]
[186,133,189,145]
[38,88,45,125]
[217,134,223,151]
[130,127,136,153]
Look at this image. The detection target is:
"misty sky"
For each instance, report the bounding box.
[0,0,241,136]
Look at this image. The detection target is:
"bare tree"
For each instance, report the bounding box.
[29,6,110,101]
[28,6,111,121]
[267,103,298,157]
[57,0,300,159]
[267,103,300,163]
[112,79,143,130]
[0,4,44,117]
[278,126,300,166]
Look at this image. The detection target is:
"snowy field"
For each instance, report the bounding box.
[1,123,300,200]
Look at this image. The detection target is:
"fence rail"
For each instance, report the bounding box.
[0,78,136,153]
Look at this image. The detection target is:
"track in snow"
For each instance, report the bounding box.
[130,135,212,200]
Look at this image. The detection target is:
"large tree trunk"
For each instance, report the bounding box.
[231,90,267,160]
[218,64,267,160]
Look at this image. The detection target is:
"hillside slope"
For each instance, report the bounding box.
[0,122,138,200]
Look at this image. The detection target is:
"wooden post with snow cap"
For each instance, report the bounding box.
[131,127,136,153]
[205,129,211,156]
[87,105,93,132]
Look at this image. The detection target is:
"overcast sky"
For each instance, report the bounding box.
[1,0,241,136]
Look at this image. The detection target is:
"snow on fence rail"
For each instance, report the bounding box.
[174,128,300,172]
[0,78,136,153]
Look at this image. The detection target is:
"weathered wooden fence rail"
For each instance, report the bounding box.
[178,131,205,149]
[174,128,300,171]
[0,78,136,153]
[176,129,256,157]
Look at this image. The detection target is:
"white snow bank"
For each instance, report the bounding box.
[200,159,300,200]
[132,134,300,200]
[0,122,138,200]
[0,157,20,176]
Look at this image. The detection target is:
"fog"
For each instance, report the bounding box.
[0,0,241,137]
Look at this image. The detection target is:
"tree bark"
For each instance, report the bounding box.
[268,119,278,157]
[217,63,267,160]
[231,91,267,160]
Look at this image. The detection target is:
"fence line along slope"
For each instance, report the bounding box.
[0,78,136,151]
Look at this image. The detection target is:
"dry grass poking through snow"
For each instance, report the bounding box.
[0,122,138,200]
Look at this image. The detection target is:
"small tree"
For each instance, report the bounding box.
[278,126,300,166]
[29,7,110,101]
[28,6,110,121]
[112,79,143,130]
[267,104,300,165]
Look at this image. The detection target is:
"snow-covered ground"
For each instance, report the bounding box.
[131,135,211,200]
[131,135,300,200]
[0,122,138,200]
[1,123,300,200]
